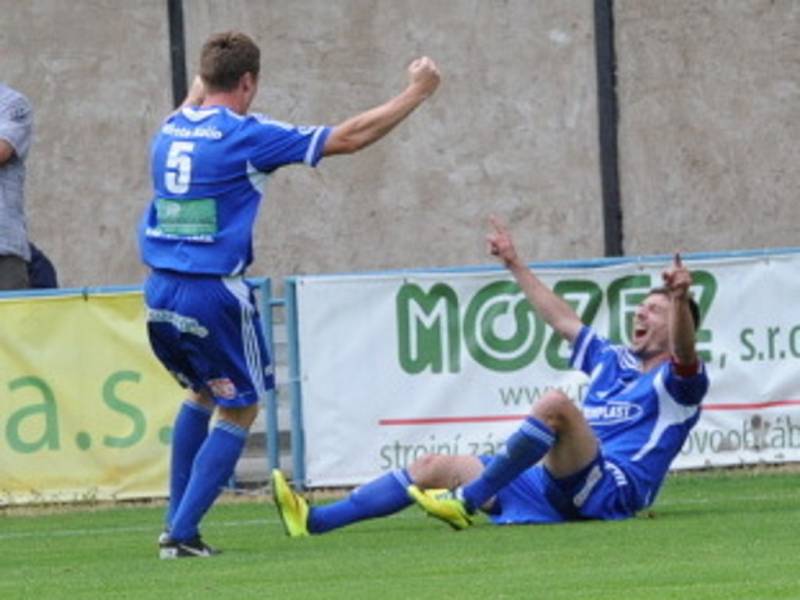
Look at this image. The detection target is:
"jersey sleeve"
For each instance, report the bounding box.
[663,361,709,407]
[0,93,33,159]
[569,325,613,376]
[248,115,331,172]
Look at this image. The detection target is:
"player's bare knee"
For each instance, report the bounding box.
[217,403,258,430]
[189,389,215,411]
[408,453,438,480]
[531,390,576,431]
[408,454,449,487]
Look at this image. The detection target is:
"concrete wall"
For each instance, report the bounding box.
[615,0,800,254]
[1,0,797,287]
[1,0,170,287]
[2,0,599,286]
[184,0,602,281]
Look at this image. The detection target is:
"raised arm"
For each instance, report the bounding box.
[180,75,206,109]
[487,215,583,343]
[323,57,440,156]
[662,252,698,368]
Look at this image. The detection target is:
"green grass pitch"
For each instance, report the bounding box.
[1,469,798,599]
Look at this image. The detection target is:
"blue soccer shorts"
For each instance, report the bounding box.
[479,452,640,524]
[144,270,275,408]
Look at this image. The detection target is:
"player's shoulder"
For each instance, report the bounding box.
[247,113,319,136]
[590,331,641,373]
[248,113,293,129]
[576,325,620,357]
[581,327,639,369]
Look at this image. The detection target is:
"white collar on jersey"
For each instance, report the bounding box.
[182,107,220,121]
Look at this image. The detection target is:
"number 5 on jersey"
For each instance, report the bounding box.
[165,141,195,194]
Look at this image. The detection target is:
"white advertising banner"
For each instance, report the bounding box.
[296,252,800,487]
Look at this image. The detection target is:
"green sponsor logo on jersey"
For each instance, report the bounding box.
[154,197,217,238]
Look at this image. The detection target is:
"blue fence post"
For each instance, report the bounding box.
[284,277,306,489]
[257,278,280,473]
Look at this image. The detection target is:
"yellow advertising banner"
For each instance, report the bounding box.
[0,290,183,505]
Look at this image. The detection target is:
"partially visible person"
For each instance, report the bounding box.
[0,83,33,291]
[27,242,58,289]
[139,31,440,559]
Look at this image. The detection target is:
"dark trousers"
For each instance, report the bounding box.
[0,254,30,290]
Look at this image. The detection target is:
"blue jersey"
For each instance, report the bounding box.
[138,106,331,275]
[570,325,709,508]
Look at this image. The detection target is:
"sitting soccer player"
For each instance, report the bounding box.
[272,215,709,535]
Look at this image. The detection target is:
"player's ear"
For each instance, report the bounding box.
[240,71,257,94]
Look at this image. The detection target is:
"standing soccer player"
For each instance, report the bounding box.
[138,31,440,559]
[272,215,709,535]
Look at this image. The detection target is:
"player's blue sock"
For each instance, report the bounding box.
[169,421,247,541]
[166,400,212,528]
[462,416,555,512]
[308,470,413,534]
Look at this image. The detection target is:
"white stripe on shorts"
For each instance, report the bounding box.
[223,276,267,402]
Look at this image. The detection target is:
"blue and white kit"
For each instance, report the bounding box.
[138,106,331,406]
[487,325,709,524]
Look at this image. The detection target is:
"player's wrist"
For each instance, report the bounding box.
[506,255,526,271]
[671,355,700,377]
[669,288,690,301]
[406,81,435,101]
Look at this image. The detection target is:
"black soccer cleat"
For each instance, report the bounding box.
[159,536,221,559]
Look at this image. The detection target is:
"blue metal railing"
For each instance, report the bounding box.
[284,278,306,488]
[257,279,281,474]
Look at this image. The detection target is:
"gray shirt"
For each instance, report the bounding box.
[0,83,33,260]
